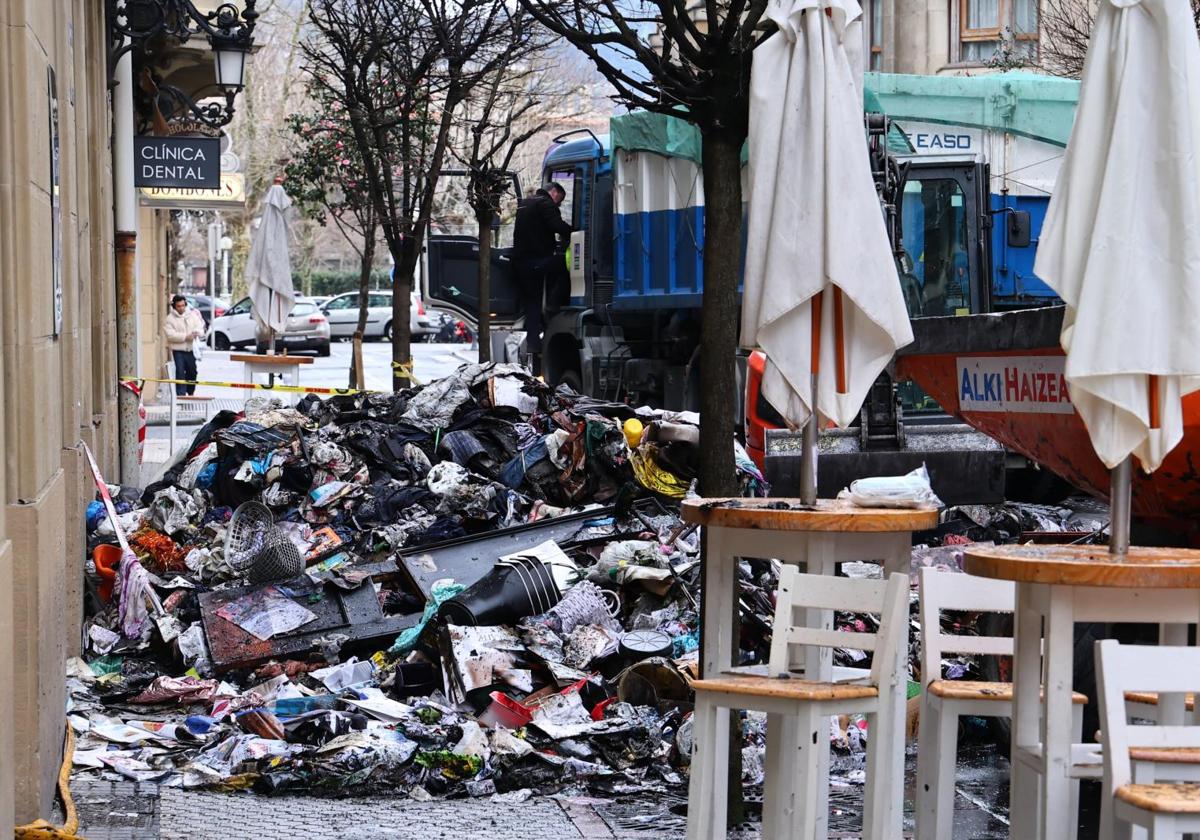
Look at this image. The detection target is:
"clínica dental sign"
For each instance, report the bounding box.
[134,136,220,189]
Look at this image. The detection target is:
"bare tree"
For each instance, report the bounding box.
[304,0,534,389]
[286,92,381,387]
[1041,0,1200,77]
[452,29,567,362]
[520,0,772,496]
[225,0,314,298]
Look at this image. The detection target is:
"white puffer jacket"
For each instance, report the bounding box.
[165,308,204,352]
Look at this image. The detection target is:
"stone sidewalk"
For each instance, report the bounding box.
[71,780,689,840]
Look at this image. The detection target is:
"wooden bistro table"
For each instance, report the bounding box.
[230,353,313,405]
[963,544,1200,840]
[682,498,939,836]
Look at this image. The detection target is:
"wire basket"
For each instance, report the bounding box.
[225,500,303,583]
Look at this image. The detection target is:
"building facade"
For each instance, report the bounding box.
[0,0,120,829]
[868,0,1046,76]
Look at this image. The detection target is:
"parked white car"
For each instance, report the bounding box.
[208,296,331,356]
[321,289,436,340]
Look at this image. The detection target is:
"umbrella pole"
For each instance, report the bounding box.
[1110,375,1159,555]
[1110,457,1133,556]
[800,292,824,506]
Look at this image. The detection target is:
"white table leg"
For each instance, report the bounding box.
[1040,585,1077,840]
[697,526,737,837]
[1011,581,1043,840]
[805,533,837,838]
[1157,623,1189,725]
[700,525,736,680]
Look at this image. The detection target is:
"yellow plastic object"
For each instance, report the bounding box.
[630,449,688,499]
[15,724,82,839]
[623,418,644,448]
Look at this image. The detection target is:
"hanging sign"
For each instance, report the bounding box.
[139,172,246,209]
[134,136,220,189]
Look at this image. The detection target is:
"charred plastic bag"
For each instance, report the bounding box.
[439,555,562,627]
[839,464,943,509]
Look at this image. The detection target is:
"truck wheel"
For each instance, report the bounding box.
[1006,467,1076,504]
[558,369,583,394]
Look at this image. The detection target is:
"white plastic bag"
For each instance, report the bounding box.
[839,465,943,509]
[192,336,205,361]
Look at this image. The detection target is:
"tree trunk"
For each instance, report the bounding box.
[355,234,375,336]
[697,127,742,498]
[350,234,376,389]
[699,125,745,829]
[476,210,493,363]
[390,239,417,391]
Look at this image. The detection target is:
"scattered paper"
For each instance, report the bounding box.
[215,586,317,641]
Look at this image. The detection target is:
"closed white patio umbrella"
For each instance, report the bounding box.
[1034,0,1200,551]
[741,0,913,501]
[246,180,297,352]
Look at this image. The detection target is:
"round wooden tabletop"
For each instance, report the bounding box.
[680,497,939,533]
[963,544,1200,588]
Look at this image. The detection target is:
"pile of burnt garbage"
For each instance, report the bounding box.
[72,361,1108,799]
[73,363,773,797]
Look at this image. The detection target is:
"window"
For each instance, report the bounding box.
[902,178,972,316]
[228,297,251,315]
[368,293,391,308]
[547,169,576,226]
[956,0,1037,64]
[291,302,317,316]
[325,295,354,310]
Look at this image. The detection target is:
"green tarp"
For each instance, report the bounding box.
[609,110,705,164]
[610,71,1080,163]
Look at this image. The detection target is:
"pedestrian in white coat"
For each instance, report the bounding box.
[165,295,205,396]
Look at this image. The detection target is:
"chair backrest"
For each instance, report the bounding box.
[768,567,909,687]
[1096,640,1200,792]
[918,567,1016,687]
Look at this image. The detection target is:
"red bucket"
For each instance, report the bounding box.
[93,544,122,603]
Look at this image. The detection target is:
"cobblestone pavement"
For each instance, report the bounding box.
[69,744,1016,839]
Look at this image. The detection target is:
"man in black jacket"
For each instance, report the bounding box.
[512,182,572,375]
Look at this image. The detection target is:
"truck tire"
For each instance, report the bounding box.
[558,369,583,394]
[1005,466,1077,504]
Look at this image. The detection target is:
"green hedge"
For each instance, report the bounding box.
[297,269,392,297]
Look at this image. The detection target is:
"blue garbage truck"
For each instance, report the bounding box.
[424,71,1081,500]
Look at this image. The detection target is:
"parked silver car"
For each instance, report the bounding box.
[208,297,331,356]
[321,290,435,340]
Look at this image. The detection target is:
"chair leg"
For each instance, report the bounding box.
[933,703,959,840]
[915,698,957,840]
[791,706,823,840]
[1150,814,1177,840]
[762,712,802,839]
[686,696,724,840]
[863,701,903,840]
[1070,702,1084,838]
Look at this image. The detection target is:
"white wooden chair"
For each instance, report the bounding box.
[1096,640,1200,840]
[686,568,909,840]
[915,567,1086,840]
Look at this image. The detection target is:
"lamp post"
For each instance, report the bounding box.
[219,234,233,297]
[106,0,256,482]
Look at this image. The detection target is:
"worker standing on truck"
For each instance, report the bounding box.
[513,182,572,376]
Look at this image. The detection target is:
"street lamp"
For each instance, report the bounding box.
[107,0,258,130]
[212,36,248,94]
